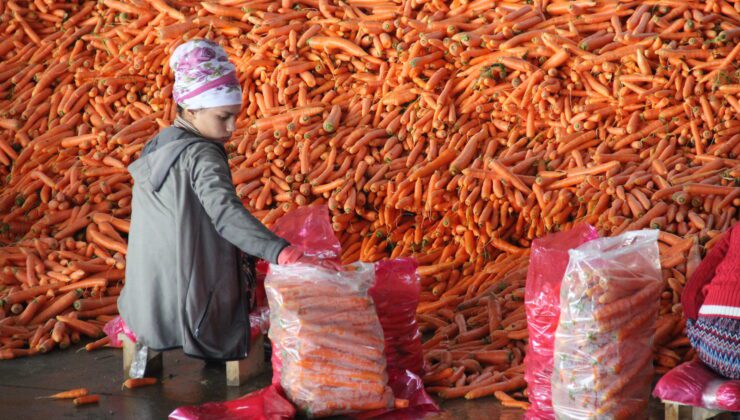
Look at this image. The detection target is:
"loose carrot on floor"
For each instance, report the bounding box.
[39,388,88,400]
[123,378,158,389]
[73,395,100,406]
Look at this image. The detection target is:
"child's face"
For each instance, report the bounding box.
[186,105,241,142]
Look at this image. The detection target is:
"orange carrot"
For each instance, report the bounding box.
[123,378,158,389]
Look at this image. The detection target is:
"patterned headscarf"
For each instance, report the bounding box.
[169,39,242,110]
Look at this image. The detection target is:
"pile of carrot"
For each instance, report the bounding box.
[551,231,662,418]
[265,264,396,417]
[420,251,530,407]
[0,0,737,404]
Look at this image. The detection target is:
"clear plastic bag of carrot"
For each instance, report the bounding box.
[265,262,394,418]
[552,230,663,419]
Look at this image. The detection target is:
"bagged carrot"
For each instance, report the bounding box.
[266,262,394,418]
[552,230,662,419]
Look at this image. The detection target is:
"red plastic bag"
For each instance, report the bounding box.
[269,205,341,260]
[370,258,424,376]
[359,258,440,420]
[103,315,137,347]
[653,361,740,411]
[523,224,598,419]
[169,384,296,420]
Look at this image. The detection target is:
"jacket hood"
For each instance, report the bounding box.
[128,127,224,191]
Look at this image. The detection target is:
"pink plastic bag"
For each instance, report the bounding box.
[249,306,270,342]
[523,224,598,419]
[370,258,424,376]
[103,315,137,348]
[169,384,296,420]
[269,205,341,260]
[653,361,740,411]
[359,258,440,420]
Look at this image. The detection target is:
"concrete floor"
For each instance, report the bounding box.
[0,343,693,420]
[0,344,525,420]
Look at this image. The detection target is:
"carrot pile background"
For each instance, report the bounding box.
[0,0,738,404]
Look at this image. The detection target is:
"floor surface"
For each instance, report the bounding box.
[0,344,696,420]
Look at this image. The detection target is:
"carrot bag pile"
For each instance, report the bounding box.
[552,230,662,419]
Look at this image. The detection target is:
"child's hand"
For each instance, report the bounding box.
[298,255,343,271]
[277,245,303,265]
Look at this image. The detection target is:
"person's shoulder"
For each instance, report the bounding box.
[182,140,228,167]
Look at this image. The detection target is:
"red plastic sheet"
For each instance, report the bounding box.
[653,361,740,411]
[523,224,598,419]
[169,385,296,420]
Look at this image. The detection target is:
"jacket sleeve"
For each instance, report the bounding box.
[681,228,733,320]
[186,143,289,263]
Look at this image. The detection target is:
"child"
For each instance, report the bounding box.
[683,222,739,379]
[118,39,303,361]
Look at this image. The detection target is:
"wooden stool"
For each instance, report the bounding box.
[664,401,728,420]
[226,335,266,387]
[120,334,162,380]
[120,333,266,386]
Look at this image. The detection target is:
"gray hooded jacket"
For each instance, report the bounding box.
[119,127,289,360]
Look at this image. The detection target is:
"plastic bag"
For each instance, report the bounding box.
[103,315,137,348]
[169,384,296,420]
[552,230,662,419]
[653,361,740,411]
[370,258,424,376]
[250,306,270,341]
[524,224,598,419]
[355,369,440,420]
[266,262,394,418]
[269,205,341,260]
[360,258,440,420]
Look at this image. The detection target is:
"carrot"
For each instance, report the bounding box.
[123,378,158,389]
[73,395,100,406]
[29,290,81,325]
[56,315,103,338]
[74,296,119,312]
[307,36,368,57]
[85,336,111,352]
[323,105,342,133]
[464,376,526,400]
[39,388,88,400]
[409,149,457,181]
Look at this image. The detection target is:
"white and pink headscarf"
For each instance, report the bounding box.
[169,39,242,110]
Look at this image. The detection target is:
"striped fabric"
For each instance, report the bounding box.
[687,316,740,380]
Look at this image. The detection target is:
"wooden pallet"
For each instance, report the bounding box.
[121,333,266,387]
[664,401,729,420]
